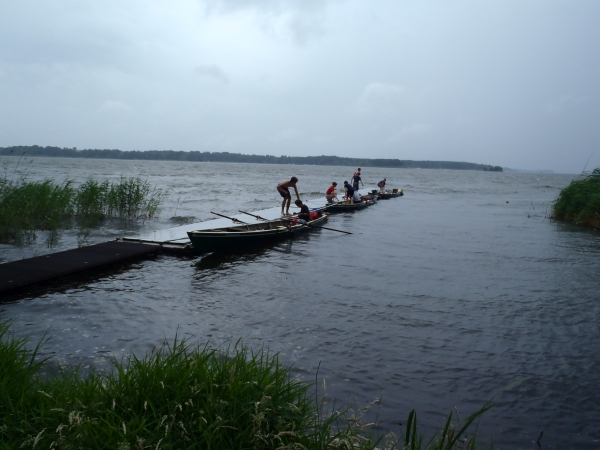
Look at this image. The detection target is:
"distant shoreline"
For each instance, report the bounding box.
[1,145,503,172]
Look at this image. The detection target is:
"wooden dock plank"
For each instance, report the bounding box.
[0,241,159,295]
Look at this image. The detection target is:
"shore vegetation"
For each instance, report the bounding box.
[552,168,600,228]
[0,320,490,449]
[0,159,166,243]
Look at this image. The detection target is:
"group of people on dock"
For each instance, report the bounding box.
[276,169,390,216]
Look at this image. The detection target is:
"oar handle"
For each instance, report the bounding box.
[210,211,247,224]
[238,210,268,221]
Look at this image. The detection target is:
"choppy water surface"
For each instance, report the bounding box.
[1,157,599,449]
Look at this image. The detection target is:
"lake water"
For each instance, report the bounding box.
[1,157,599,449]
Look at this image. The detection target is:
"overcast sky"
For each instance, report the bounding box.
[1,1,598,173]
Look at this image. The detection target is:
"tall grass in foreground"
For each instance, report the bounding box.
[552,168,600,228]
[0,176,167,243]
[0,320,490,450]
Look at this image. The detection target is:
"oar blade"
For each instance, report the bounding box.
[317,225,352,235]
[279,217,352,235]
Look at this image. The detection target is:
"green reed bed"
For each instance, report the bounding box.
[0,176,167,242]
[0,179,75,242]
[0,320,489,450]
[552,168,600,228]
[74,178,165,219]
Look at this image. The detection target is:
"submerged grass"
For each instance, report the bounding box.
[552,168,600,228]
[0,174,167,243]
[0,320,490,449]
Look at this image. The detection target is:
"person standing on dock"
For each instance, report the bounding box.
[277,177,300,216]
[344,180,355,204]
[352,169,364,192]
[326,182,338,203]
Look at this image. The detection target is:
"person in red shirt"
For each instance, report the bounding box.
[325,182,338,203]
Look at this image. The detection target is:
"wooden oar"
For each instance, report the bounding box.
[210,211,248,224]
[238,210,268,221]
[280,217,352,235]
[313,224,352,235]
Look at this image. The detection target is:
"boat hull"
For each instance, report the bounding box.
[324,199,374,212]
[187,215,329,254]
[378,192,404,199]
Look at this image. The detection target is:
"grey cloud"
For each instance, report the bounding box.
[193,65,229,83]
[203,0,329,44]
[545,95,589,115]
[385,124,430,143]
[352,83,407,115]
[0,3,133,69]
[98,100,132,113]
[269,128,305,142]
[203,0,327,15]
[1,1,600,172]
[287,13,325,45]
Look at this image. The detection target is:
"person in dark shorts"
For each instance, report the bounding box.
[343,180,355,204]
[352,170,364,191]
[294,199,311,223]
[277,177,300,216]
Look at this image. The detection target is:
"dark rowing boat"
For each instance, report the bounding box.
[187,214,329,254]
[324,199,375,212]
[377,189,404,199]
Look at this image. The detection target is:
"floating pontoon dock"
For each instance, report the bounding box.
[0,241,161,295]
[0,200,329,295]
[120,200,328,246]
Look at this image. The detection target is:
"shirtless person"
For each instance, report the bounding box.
[277,177,300,216]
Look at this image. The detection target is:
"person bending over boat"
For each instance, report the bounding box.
[294,199,311,223]
[277,177,300,216]
[377,178,387,193]
[352,170,364,192]
[326,182,338,203]
[343,181,355,204]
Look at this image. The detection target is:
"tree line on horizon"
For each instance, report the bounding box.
[0,145,503,171]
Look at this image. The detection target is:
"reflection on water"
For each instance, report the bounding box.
[194,235,299,273]
[1,158,599,449]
